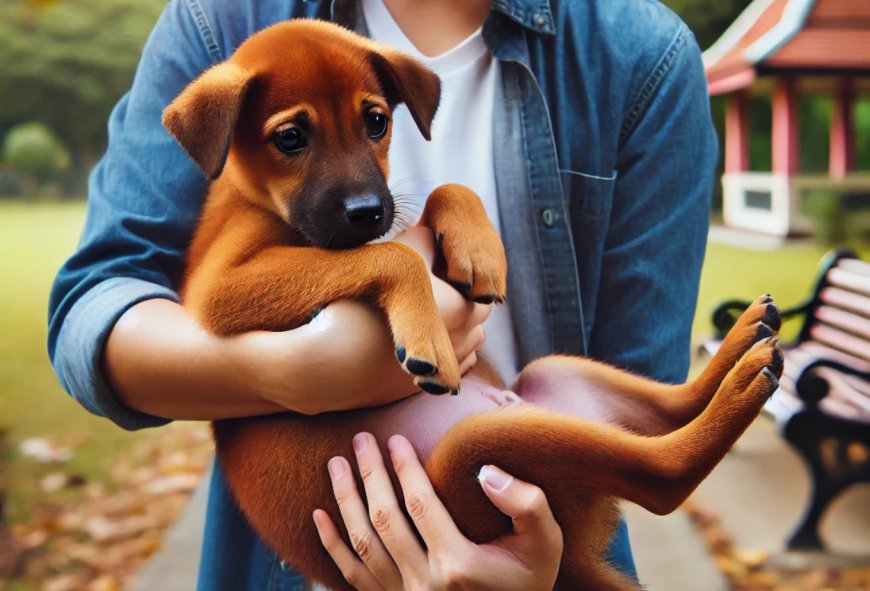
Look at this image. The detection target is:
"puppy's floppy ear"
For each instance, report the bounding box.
[162,62,254,180]
[369,51,441,141]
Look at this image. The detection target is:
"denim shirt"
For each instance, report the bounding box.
[48,0,717,589]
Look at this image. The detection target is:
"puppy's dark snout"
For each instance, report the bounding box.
[343,194,385,228]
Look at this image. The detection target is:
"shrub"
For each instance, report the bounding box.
[2,122,70,187]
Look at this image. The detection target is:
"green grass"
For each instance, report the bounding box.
[692,239,870,345]
[0,199,158,520]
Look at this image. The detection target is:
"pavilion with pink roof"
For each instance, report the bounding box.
[704,0,870,236]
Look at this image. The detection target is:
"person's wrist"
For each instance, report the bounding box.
[229,326,312,414]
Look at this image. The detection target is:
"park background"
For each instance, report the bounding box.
[1,0,868,590]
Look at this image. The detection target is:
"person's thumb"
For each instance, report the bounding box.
[478,465,561,541]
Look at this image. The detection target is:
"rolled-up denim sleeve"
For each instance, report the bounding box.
[47,0,221,430]
[589,23,717,384]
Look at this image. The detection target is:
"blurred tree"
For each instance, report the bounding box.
[3,122,70,192]
[0,0,165,173]
[661,0,753,50]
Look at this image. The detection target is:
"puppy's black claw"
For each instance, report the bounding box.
[395,347,406,363]
[407,358,437,376]
[756,322,774,341]
[769,345,784,377]
[473,295,497,305]
[761,367,780,392]
[761,294,774,304]
[451,388,460,396]
[763,303,782,331]
[419,381,450,395]
[449,281,472,294]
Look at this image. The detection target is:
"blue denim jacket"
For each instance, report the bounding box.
[48,0,716,588]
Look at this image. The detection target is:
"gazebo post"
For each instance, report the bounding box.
[772,76,800,176]
[829,78,855,180]
[725,90,750,173]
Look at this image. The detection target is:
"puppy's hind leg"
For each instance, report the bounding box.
[511,296,782,435]
[689,295,781,411]
[620,335,784,515]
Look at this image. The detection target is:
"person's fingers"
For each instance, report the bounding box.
[458,351,478,375]
[469,301,493,326]
[312,509,388,591]
[387,435,467,552]
[352,433,428,582]
[431,274,476,330]
[327,456,404,589]
[454,325,485,362]
[478,465,563,551]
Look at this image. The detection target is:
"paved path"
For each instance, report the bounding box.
[128,466,209,591]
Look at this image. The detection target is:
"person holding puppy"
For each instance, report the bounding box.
[48,0,716,589]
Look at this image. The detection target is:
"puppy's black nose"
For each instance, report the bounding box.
[343,194,385,228]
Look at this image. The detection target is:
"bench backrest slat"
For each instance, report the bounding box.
[819,391,870,422]
[835,258,870,278]
[818,286,870,319]
[809,324,870,363]
[814,305,870,341]
[800,340,870,373]
[826,267,870,297]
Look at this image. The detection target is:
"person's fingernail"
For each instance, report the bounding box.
[328,457,345,479]
[353,432,368,454]
[478,465,513,493]
[387,434,404,455]
[312,509,325,528]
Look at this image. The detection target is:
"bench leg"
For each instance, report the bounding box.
[784,412,870,550]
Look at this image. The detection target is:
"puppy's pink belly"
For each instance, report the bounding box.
[363,375,512,459]
[514,366,618,424]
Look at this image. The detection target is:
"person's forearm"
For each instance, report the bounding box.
[103,297,428,420]
[103,299,290,420]
[102,231,485,421]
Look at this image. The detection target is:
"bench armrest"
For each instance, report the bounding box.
[795,359,870,405]
[710,298,811,339]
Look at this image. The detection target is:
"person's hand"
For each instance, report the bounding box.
[313,433,563,590]
[253,226,491,415]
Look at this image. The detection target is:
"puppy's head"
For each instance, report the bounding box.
[163,20,440,249]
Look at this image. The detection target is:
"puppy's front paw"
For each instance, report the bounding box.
[393,332,460,396]
[422,185,507,305]
[438,228,507,305]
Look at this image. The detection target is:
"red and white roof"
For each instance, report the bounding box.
[704,0,870,95]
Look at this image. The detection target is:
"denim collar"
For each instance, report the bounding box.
[329,0,555,37]
[491,0,554,35]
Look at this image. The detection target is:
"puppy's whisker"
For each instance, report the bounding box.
[388,177,417,192]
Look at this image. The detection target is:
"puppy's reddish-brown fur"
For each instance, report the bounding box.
[164,20,784,590]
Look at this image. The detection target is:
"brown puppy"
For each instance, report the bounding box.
[164,20,784,591]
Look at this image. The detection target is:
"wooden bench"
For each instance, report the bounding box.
[704,247,870,550]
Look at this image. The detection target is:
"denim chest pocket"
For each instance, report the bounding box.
[560,169,617,344]
[561,169,617,219]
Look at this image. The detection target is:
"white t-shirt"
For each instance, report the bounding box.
[362,0,520,383]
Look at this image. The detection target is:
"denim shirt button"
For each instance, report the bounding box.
[533,13,546,27]
[540,208,555,228]
[279,560,293,573]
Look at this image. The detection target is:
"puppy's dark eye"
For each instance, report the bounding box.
[365,109,388,140]
[274,127,307,154]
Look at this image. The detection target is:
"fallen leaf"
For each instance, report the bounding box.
[19,438,72,463]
